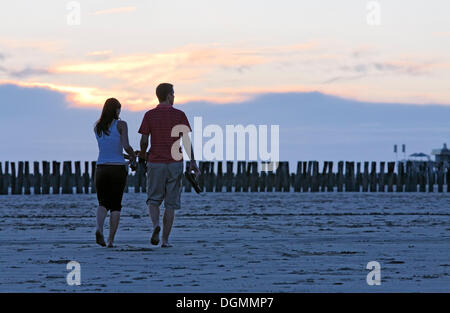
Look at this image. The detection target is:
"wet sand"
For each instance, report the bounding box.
[0,192,449,292]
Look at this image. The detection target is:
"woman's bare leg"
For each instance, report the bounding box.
[108,211,121,247]
[96,206,107,234]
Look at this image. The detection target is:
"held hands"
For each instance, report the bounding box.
[129,158,137,171]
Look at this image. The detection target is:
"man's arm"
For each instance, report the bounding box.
[139,134,149,160]
[180,132,200,177]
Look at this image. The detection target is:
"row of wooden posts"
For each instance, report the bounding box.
[0,160,449,195]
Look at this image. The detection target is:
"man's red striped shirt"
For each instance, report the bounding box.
[138,103,192,163]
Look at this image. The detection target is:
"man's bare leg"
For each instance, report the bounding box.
[162,208,175,247]
[95,206,107,246]
[107,211,121,247]
[148,204,161,245]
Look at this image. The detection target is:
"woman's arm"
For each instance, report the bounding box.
[117,120,136,160]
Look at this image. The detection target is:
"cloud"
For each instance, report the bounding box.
[0,53,5,61]
[86,50,113,57]
[91,7,136,16]
[8,67,50,78]
[3,41,450,110]
[324,58,440,84]
[322,74,366,84]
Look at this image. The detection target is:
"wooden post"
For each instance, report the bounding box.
[349,161,356,192]
[310,161,318,192]
[437,162,444,193]
[52,161,60,194]
[134,162,142,193]
[204,162,213,192]
[344,161,350,192]
[318,161,326,192]
[0,162,3,195]
[205,161,211,192]
[210,162,216,192]
[418,162,426,192]
[446,165,450,193]
[379,162,385,192]
[33,161,41,194]
[215,161,223,192]
[355,162,361,192]
[226,161,233,192]
[260,170,267,192]
[350,162,356,192]
[0,163,4,195]
[344,161,351,192]
[62,161,72,194]
[336,161,343,192]
[124,166,129,193]
[233,161,240,192]
[293,161,301,192]
[135,162,146,193]
[428,162,435,192]
[241,162,249,192]
[404,161,412,192]
[183,161,191,192]
[282,162,290,192]
[0,162,11,195]
[266,164,274,192]
[369,161,377,192]
[397,162,404,192]
[82,162,90,194]
[17,161,24,195]
[387,162,395,192]
[275,162,282,192]
[412,162,419,192]
[302,162,308,192]
[197,161,205,192]
[362,162,369,192]
[74,161,82,194]
[10,162,17,195]
[4,162,10,195]
[42,161,50,194]
[327,161,333,192]
[91,162,97,193]
[141,162,147,193]
[305,161,312,192]
[250,162,258,192]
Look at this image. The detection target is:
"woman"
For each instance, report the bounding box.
[94,98,137,248]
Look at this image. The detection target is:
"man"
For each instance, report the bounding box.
[138,83,200,248]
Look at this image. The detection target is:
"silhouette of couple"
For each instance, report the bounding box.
[93,83,200,248]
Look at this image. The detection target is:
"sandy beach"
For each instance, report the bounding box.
[0,192,449,292]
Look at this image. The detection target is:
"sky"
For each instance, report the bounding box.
[1,0,449,167]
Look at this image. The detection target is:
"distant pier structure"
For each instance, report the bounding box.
[432,143,450,163]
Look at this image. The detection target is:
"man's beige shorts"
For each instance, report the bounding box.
[146,162,184,210]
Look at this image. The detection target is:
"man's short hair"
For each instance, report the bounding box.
[156,83,174,102]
